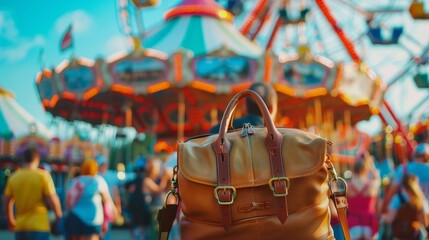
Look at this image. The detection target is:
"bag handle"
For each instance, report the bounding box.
[215,90,281,147]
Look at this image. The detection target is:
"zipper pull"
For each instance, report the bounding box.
[241,123,255,137]
[241,123,249,137]
[247,125,255,135]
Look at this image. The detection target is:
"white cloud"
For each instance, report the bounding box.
[0,35,46,61]
[55,10,94,34]
[104,35,132,55]
[0,11,19,42]
[0,11,45,62]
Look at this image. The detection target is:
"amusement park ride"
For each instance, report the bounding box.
[1,0,429,176]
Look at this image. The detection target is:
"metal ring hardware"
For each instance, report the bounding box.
[329,177,348,197]
[163,190,179,208]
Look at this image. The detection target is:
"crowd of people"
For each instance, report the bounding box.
[1,144,179,240]
[333,143,429,240]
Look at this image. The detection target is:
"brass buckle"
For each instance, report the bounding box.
[329,177,348,209]
[269,177,290,197]
[214,186,237,205]
[329,177,348,197]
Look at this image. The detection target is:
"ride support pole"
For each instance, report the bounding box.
[265,16,283,50]
[315,0,361,63]
[250,6,271,41]
[240,0,269,36]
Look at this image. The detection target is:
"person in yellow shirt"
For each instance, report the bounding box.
[3,147,62,240]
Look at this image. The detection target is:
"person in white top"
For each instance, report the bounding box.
[65,159,116,240]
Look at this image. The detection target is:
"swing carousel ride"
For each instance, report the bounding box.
[34,0,429,166]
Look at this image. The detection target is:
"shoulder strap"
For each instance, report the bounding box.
[326,150,351,240]
[157,166,179,240]
[332,192,351,240]
[157,203,178,240]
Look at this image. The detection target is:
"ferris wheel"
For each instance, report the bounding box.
[213,0,429,155]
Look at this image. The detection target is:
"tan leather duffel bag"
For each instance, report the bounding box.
[158,90,350,240]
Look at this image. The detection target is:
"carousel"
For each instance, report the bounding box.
[35,0,429,173]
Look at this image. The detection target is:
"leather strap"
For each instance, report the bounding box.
[332,194,351,240]
[157,204,179,240]
[213,142,233,230]
[266,132,288,224]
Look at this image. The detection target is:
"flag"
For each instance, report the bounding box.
[60,24,73,52]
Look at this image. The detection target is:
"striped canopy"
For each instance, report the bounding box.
[0,89,53,140]
[143,15,262,58]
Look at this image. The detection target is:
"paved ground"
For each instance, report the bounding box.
[0,228,133,240]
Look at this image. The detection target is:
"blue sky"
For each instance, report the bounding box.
[1,0,428,136]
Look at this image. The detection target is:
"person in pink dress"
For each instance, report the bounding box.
[347,152,381,240]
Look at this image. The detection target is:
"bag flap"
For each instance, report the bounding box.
[179,127,327,188]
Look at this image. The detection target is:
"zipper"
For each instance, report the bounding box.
[241,123,255,184]
[240,123,255,137]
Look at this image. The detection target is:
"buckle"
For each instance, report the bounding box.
[329,177,347,197]
[214,186,237,205]
[329,177,348,209]
[269,177,290,197]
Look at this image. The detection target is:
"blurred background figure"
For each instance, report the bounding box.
[96,154,122,240]
[126,156,151,240]
[125,155,169,240]
[382,174,428,240]
[3,147,62,240]
[65,159,116,240]
[380,143,429,239]
[347,151,381,240]
[382,143,429,213]
[394,143,429,194]
[153,142,180,239]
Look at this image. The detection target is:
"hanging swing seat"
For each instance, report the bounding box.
[409,2,429,19]
[367,26,403,45]
[278,8,310,24]
[225,0,244,16]
[413,72,429,88]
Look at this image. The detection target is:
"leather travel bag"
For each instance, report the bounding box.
[158,90,350,240]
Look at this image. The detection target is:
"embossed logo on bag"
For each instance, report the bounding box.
[238,201,272,213]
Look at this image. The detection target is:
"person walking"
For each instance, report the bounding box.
[3,147,63,240]
[383,143,429,208]
[65,159,116,240]
[382,174,429,239]
[347,152,381,240]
